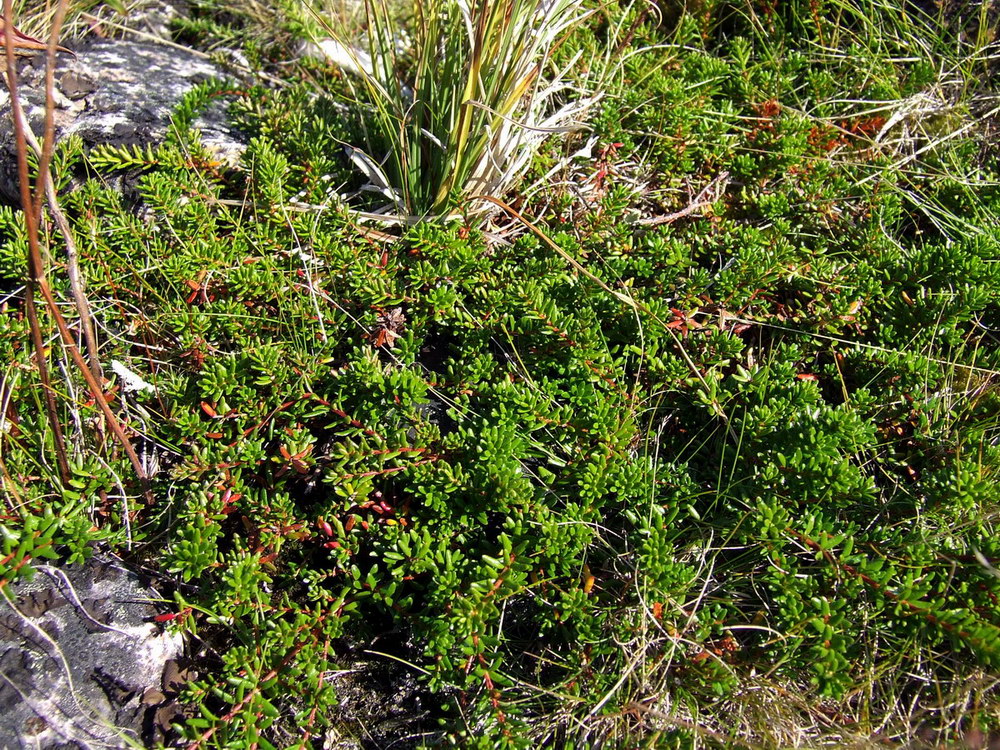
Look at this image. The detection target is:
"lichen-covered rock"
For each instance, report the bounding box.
[0,38,246,204]
[0,554,183,749]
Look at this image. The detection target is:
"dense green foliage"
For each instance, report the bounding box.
[1,0,999,746]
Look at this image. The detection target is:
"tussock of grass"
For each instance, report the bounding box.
[310,0,595,221]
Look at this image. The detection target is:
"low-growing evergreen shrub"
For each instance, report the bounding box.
[0,0,998,746]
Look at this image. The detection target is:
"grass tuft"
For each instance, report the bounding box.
[318,0,594,222]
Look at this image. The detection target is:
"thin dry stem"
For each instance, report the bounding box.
[3,0,150,498]
[3,0,71,485]
[34,0,101,382]
[20,121,103,383]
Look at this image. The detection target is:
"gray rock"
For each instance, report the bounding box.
[0,554,183,749]
[0,38,246,204]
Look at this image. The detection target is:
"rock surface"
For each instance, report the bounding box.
[0,38,245,204]
[0,554,183,749]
